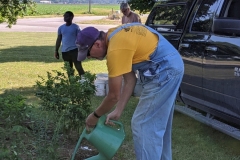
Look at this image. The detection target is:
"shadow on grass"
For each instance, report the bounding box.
[0,85,107,107]
[0,46,58,63]
[0,86,42,105]
[0,45,100,64]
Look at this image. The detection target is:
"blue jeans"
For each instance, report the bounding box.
[131,53,184,160]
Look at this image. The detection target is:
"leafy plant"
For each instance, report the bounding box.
[0,93,32,128]
[35,62,96,133]
[0,93,32,160]
[0,0,36,27]
[128,0,155,13]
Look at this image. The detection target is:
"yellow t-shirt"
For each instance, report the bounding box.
[106,25,158,77]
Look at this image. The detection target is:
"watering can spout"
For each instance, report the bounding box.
[71,115,125,160]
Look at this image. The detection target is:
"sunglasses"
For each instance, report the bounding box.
[87,36,100,57]
[87,44,94,57]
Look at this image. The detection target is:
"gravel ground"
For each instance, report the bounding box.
[0,16,117,32]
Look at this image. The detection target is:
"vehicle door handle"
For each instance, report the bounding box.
[179,43,190,48]
[205,46,218,52]
[233,56,240,60]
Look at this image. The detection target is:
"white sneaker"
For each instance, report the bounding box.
[78,79,86,83]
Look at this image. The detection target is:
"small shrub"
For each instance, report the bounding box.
[35,62,96,133]
[0,93,32,159]
[0,93,31,128]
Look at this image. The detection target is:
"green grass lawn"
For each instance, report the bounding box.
[23,3,148,25]
[1,32,240,159]
[26,3,121,16]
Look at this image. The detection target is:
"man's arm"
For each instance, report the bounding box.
[55,34,62,59]
[121,16,125,24]
[85,74,123,129]
[96,71,136,120]
[110,71,136,118]
[134,13,141,23]
[85,71,136,129]
[94,75,124,116]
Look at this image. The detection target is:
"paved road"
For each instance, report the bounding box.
[0,16,117,32]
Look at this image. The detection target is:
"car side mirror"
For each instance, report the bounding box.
[212,18,240,36]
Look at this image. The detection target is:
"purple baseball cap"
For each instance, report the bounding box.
[76,27,100,61]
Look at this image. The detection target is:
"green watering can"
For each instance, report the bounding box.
[71,115,125,160]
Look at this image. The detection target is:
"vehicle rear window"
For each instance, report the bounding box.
[191,0,219,32]
[224,0,240,19]
[147,4,187,32]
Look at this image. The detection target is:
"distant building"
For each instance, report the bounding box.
[40,1,51,4]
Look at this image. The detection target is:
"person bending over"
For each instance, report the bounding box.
[76,23,184,160]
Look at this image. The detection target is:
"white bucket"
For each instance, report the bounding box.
[95,73,108,96]
[97,73,108,78]
[95,73,124,95]
[94,79,106,96]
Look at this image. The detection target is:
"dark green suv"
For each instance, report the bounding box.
[146,0,240,140]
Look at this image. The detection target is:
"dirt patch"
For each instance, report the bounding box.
[59,138,99,160]
[42,130,99,160]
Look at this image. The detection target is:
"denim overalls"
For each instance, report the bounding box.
[109,23,184,160]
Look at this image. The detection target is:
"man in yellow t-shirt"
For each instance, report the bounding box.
[76,24,184,160]
[106,25,157,77]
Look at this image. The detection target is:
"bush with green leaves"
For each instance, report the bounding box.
[0,93,32,159]
[0,0,36,27]
[35,62,96,133]
[0,93,32,128]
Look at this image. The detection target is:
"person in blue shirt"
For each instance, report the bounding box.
[54,11,84,77]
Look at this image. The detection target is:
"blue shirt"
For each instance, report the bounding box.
[58,23,80,52]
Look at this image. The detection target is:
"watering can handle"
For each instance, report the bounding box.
[85,115,125,134]
[109,120,125,133]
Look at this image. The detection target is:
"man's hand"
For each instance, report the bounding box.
[105,109,121,125]
[55,51,59,59]
[85,112,99,131]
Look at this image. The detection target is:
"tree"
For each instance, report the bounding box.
[0,0,36,27]
[128,0,155,14]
